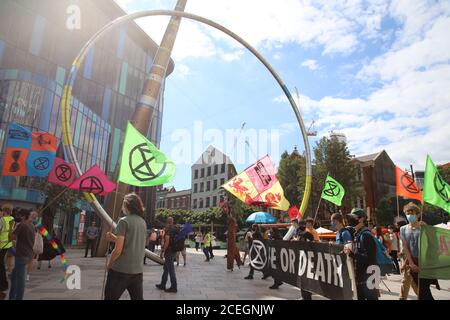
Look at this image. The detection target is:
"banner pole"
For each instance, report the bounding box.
[39,187,69,214]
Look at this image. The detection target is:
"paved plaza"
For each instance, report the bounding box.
[13,248,450,300]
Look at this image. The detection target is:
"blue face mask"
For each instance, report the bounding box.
[407,214,417,224]
[330,222,337,231]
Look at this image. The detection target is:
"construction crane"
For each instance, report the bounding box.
[295,87,317,137]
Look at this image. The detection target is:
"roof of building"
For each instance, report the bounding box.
[353,150,384,163]
[165,189,192,197]
[192,145,234,167]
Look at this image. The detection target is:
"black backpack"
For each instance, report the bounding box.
[170,227,185,252]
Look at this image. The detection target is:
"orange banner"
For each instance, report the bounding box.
[395,166,423,202]
[1,148,29,176]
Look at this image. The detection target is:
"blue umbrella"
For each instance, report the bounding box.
[246,212,277,224]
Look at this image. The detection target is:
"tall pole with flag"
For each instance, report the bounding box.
[98,0,187,257]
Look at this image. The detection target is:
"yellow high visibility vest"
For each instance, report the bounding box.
[0,216,14,249]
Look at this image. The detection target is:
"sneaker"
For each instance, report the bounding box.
[244,275,253,280]
[204,259,210,262]
[155,284,166,290]
[165,287,177,293]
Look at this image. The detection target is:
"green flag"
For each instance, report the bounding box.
[321,175,345,206]
[423,155,450,214]
[118,122,176,186]
[419,225,450,280]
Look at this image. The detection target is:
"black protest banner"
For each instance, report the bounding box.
[250,240,355,300]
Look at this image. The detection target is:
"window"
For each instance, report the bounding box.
[193,199,197,209]
[357,167,363,181]
[221,163,226,173]
[214,165,218,175]
[194,169,198,179]
[201,168,205,177]
[199,199,204,208]
[200,183,204,192]
[207,167,211,176]
[221,178,225,186]
[206,181,210,191]
[213,196,217,206]
[194,184,198,193]
[213,180,218,190]
[206,197,210,208]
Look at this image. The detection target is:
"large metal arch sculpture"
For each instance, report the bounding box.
[60,10,312,263]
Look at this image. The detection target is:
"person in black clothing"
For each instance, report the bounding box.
[344,208,378,300]
[268,228,284,290]
[244,224,265,280]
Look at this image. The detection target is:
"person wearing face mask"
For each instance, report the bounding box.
[330,213,354,245]
[344,208,378,300]
[399,202,439,300]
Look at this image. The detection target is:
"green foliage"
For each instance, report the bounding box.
[376,197,396,226]
[277,150,305,206]
[155,207,226,226]
[32,178,79,215]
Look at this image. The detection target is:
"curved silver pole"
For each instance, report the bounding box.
[60,10,312,262]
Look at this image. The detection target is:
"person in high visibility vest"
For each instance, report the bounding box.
[0,204,15,295]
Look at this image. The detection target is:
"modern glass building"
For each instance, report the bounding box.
[0,0,173,243]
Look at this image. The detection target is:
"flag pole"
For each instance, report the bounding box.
[396,195,400,219]
[39,187,69,214]
[312,196,323,226]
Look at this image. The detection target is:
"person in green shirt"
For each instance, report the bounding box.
[104,193,147,300]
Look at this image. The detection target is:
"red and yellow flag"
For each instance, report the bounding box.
[222,156,290,211]
[395,166,422,202]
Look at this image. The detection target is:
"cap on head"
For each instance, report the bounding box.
[347,208,367,220]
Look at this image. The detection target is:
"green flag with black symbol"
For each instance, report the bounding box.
[321,175,345,206]
[423,155,450,214]
[118,122,176,186]
[419,225,450,280]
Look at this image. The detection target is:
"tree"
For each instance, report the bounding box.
[304,137,362,219]
[277,150,306,206]
[376,197,397,226]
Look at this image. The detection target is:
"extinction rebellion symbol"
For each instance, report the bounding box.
[79,176,104,195]
[55,164,72,182]
[249,240,268,271]
[434,173,450,203]
[33,157,50,171]
[324,181,340,197]
[401,173,420,194]
[129,143,167,182]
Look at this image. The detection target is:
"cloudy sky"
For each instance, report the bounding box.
[114,0,450,190]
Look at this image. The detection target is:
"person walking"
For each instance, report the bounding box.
[0,204,14,298]
[242,227,253,265]
[148,228,157,252]
[104,193,147,300]
[245,224,264,280]
[176,235,187,267]
[195,231,203,252]
[156,217,178,293]
[344,208,378,300]
[9,209,35,300]
[399,202,438,300]
[84,221,99,258]
[203,231,212,262]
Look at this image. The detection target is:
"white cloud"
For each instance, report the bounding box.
[220,50,245,62]
[174,63,191,77]
[301,59,319,71]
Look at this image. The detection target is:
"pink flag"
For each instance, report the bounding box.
[69,164,116,196]
[48,157,77,187]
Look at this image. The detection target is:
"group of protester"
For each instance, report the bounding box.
[193,230,216,262]
[241,202,439,300]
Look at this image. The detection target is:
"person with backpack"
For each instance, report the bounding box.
[387,225,400,274]
[344,208,378,300]
[156,217,178,293]
[331,213,354,245]
[103,193,147,300]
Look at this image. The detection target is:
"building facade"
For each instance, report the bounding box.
[156,186,191,210]
[191,145,237,210]
[0,0,173,243]
[352,150,396,223]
